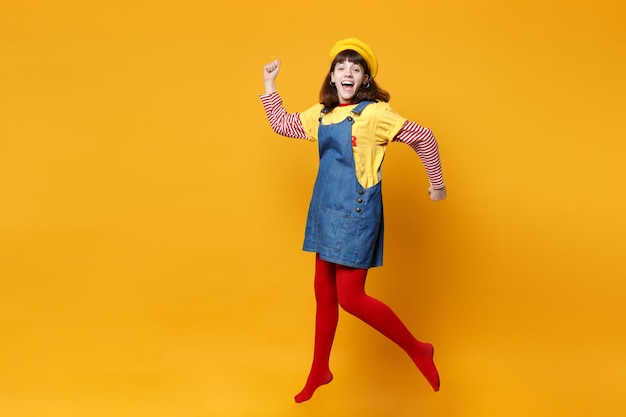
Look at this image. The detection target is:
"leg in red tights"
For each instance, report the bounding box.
[335,263,440,392]
[295,258,440,404]
[294,255,339,403]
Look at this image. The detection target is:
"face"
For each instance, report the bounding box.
[330,59,369,105]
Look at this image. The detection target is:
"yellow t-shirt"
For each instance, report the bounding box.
[299,102,407,189]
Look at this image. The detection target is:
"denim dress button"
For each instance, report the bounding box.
[355,207,362,213]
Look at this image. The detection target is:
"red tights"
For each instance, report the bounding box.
[294,254,440,403]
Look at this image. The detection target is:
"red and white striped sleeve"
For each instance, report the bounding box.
[393,121,445,189]
[259,91,308,139]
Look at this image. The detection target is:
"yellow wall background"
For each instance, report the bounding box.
[1,1,625,416]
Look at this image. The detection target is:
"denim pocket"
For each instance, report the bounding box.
[317,207,351,252]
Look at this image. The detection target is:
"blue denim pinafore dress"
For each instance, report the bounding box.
[303,101,384,269]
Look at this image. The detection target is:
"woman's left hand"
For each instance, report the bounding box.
[428,186,446,202]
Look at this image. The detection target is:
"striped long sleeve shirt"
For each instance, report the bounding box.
[260,91,445,189]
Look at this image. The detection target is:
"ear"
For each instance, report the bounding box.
[364,74,370,84]
[330,72,335,84]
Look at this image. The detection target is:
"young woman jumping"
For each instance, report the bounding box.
[260,37,447,403]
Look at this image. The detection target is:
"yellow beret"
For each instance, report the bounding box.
[329,37,378,78]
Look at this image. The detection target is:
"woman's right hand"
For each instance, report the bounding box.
[263,59,281,81]
[263,59,281,93]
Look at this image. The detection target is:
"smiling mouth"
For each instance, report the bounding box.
[341,81,355,92]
